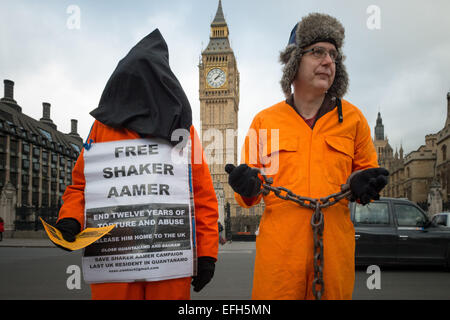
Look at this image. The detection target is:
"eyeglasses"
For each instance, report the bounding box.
[301,46,341,63]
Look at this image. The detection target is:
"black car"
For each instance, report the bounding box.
[350,197,450,269]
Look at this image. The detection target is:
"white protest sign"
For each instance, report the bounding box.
[82,137,195,284]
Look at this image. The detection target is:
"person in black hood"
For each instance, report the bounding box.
[53,29,219,300]
[90,28,192,145]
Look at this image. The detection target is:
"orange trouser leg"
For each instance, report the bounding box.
[91,282,145,300]
[90,277,191,300]
[144,277,191,300]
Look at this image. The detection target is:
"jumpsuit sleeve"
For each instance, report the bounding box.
[57,121,99,229]
[353,113,379,171]
[234,115,264,208]
[190,126,219,260]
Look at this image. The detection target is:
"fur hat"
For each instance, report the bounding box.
[279,13,349,99]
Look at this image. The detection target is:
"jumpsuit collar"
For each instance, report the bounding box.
[286,94,341,129]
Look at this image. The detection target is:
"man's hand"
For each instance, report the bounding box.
[54,218,81,251]
[225,164,262,198]
[191,256,216,292]
[348,168,389,205]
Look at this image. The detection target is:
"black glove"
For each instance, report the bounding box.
[191,256,216,292]
[348,168,389,205]
[225,164,262,198]
[53,218,81,251]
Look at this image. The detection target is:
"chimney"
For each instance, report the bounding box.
[1,79,21,112]
[70,119,79,136]
[4,80,15,101]
[39,102,57,130]
[68,118,82,143]
[42,102,51,120]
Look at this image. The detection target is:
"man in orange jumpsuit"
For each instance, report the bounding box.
[53,29,219,300]
[226,13,388,299]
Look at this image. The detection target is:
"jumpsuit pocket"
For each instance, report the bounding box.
[260,137,298,186]
[324,136,354,187]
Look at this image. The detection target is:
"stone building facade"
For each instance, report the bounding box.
[0,79,83,235]
[374,92,450,214]
[435,92,450,204]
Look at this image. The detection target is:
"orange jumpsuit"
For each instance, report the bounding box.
[236,99,378,300]
[58,120,219,300]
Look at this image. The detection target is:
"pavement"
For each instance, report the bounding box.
[0,237,256,251]
[0,238,55,248]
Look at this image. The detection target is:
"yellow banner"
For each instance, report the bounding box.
[40,217,115,251]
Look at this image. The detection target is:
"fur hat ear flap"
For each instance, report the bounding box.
[279,44,296,64]
[327,55,349,98]
[280,47,303,98]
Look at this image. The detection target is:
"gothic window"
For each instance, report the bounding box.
[442,145,447,161]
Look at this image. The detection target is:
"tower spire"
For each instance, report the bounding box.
[203,0,232,53]
[212,0,226,26]
[374,111,384,141]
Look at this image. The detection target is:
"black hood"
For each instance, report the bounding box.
[90,29,192,145]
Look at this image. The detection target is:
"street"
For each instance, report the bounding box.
[0,241,449,300]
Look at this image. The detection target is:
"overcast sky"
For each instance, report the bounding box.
[1,0,449,157]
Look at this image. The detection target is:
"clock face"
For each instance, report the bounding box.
[206,68,226,88]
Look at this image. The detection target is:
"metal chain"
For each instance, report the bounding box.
[311,202,324,299]
[257,170,352,300]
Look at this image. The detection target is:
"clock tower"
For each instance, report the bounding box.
[199,0,240,217]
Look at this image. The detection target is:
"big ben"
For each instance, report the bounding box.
[199,0,240,217]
